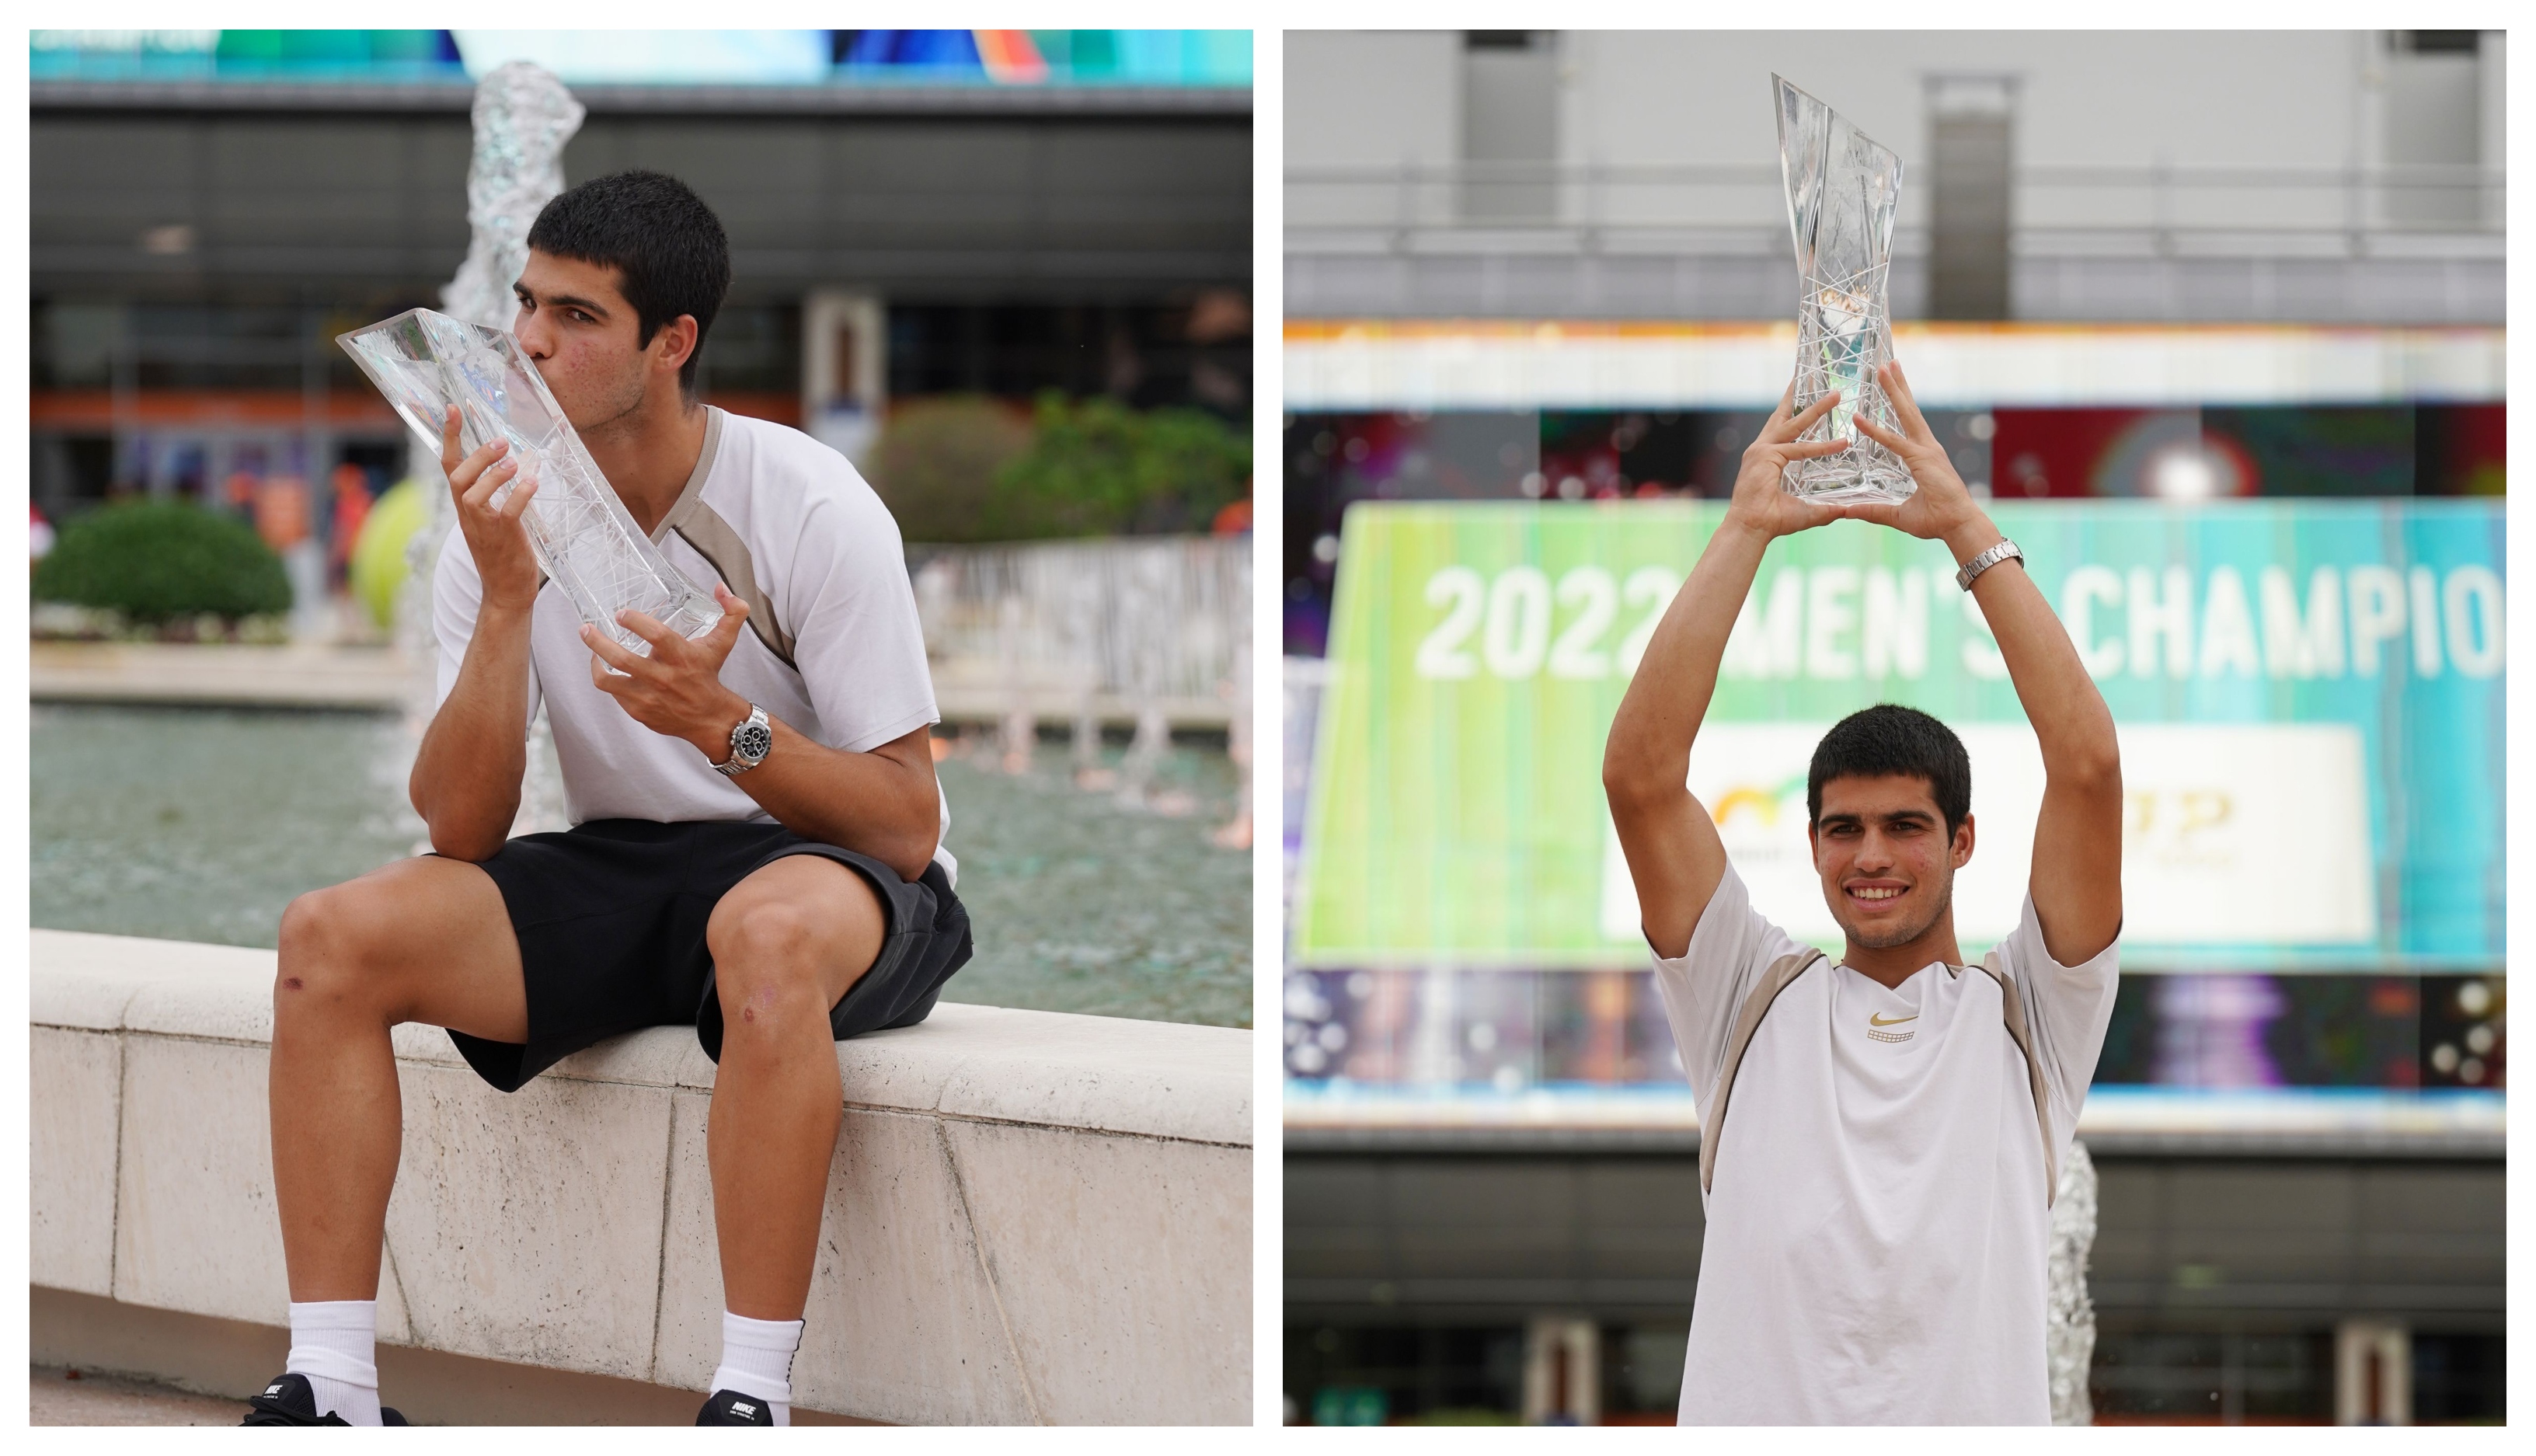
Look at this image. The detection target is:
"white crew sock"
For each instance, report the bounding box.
[710,1311,802,1426]
[286,1299,381,1426]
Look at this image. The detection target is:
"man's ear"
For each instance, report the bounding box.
[653,315,699,375]
[1952,812,1977,869]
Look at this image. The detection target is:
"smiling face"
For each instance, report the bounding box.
[510,249,691,437]
[1810,772,1975,953]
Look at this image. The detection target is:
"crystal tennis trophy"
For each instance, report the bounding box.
[1775,75,1914,504]
[340,308,722,653]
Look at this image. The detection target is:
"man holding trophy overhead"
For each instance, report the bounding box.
[1600,78,2123,1425]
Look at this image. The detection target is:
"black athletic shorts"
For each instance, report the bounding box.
[447,818,974,1093]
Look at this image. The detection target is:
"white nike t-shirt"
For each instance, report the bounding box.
[432,406,953,881]
[1653,864,2117,1424]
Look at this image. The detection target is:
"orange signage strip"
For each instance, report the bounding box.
[702,392,800,427]
[30,390,402,430]
[33,389,804,432]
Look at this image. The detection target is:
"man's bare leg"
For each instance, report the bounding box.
[703,855,887,1320]
[270,855,531,1301]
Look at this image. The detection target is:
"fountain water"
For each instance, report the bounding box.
[914,536,1250,827]
[391,62,583,845]
[2047,1141,2100,1425]
[1211,610,1253,850]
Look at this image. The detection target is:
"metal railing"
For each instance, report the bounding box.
[1287,160,2505,259]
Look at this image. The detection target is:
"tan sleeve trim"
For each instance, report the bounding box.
[1972,950,2059,1208]
[1699,948,1826,1197]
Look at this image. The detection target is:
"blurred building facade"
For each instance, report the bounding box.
[1288,29,2502,323]
[1283,30,2503,1426]
[30,30,1252,615]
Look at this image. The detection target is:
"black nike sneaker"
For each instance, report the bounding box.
[695,1389,777,1425]
[240,1372,409,1426]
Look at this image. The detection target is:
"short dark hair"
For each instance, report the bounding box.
[525,169,730,393]
[1808,704,1972,837]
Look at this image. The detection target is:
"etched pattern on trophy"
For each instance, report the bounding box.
[340,308,723,653]
[1775,75,1914,505]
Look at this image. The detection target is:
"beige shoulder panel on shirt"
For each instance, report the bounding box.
[1965,949,2059,1207]
[1697,947,1825,1198]
[653,408,798,670]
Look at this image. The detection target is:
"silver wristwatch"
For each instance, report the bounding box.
[1955,538,2024,591]
[712,703,772,778]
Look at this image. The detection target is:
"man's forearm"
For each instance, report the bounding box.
[1604,517,1773,802]
[410,605,535,861]
[682,701,939,880]
[1945,514,2120,782]
[754,744,935,880]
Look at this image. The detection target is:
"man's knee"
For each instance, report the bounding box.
[276,883,383,1012]
[711,900,827,1005]
[709,890,877,1029]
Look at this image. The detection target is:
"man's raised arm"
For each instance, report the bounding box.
[409,408,546,862]
[1852,361,2123,966]
[1604,387,1849,959]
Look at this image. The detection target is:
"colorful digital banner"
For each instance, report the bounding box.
[30,30,1253,88]
[1281,321,2508,410]
[1294,500,2503,972]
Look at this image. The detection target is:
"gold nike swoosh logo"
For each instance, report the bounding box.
[1869,1012,1919,1026]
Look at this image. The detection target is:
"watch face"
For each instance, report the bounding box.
[734,719,774,761]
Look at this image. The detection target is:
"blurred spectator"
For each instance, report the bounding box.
[253,477,310,551]
[330,463,374,584]
[1212,482,1253,536]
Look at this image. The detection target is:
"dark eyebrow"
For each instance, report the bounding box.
[515,287,611,318]
[1818,809,1935,828]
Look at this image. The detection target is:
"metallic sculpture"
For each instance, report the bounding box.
[1775,75,1914,504]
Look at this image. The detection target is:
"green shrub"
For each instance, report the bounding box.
[867,395,1037,544]
[993,392,1250,538]
[33,500,292,625]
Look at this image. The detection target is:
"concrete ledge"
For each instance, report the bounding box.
[30,642,413,711]
[33,929,1252,1425]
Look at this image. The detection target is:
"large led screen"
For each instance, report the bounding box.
[1295,500,2503,973]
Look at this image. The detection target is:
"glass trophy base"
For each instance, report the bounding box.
[1782,456,1918,506]
[338,308,721,652]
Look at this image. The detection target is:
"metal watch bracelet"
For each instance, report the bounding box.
[713,703,772,778]
[1954,538,2024,591]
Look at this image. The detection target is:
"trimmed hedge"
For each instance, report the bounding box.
[868,395,1037,543]
[993,392,1250,538]
[869,392,1251,544]
[33,500,293,624]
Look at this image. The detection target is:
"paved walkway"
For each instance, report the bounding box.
[32,1366,242,1426]
[28,1364,875,1426]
